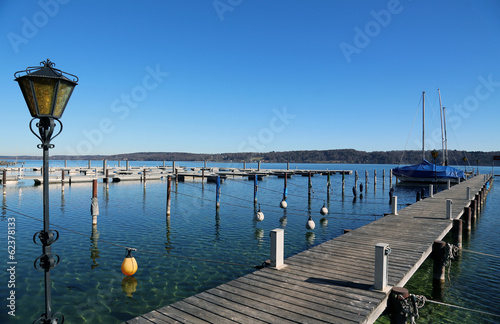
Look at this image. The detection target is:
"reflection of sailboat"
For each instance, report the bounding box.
[392,91,465,183]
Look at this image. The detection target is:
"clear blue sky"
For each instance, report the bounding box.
[1,0,499,156]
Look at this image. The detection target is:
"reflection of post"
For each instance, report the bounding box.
[165,214,172,252]
[166,176,172,216]
[90,225,100,270]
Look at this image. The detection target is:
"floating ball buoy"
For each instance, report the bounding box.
[121,248,138,276]
[306,216,315,230]
[121,276,137,297]
[280,199,287,209]
[255,205,264,222]
[320,202,328,216]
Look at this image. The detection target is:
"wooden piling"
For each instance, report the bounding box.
[61,169,65,191]
[432,240,446,282]
[470,199,477,221]
[327,172,331,201]
[2,169,6,195]
[91,179,99,225]
[283,172,288,201]
[105,169,109,189]
[355,171,358,190]
[452,219,462,249]
[254,175,258,203]
[308,172,312,198]
[374,170,377,187]
[166,175,172,216]
[342,171,345,195]
[463,206,471,234]
[388,287,410,324]
[389,169,393,187]
[216,176,221,210]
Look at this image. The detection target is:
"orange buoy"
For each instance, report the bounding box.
[121,248,138,276]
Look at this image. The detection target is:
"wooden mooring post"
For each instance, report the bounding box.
[387,287,410,324]
[61,169,65,191]
[432,240,447,298]
[91,179,99,225]
[389,169,393,187]
[452,219,463,249]
[463,206,472,235]
[342,171,345,195]
[253,175,258,203]
[2,169,6,196]
[216,176,221,210]
[308,172,312,199]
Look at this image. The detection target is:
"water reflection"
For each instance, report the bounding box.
[165,216,172,253]
[121,276,138,297]
[90,225,100,270]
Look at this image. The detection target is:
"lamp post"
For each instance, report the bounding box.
[14,59,78,324]
[431,150,439,191]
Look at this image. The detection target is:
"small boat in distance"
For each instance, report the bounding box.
[392,90,466,183]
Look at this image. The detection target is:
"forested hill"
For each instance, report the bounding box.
[5,149,499,166]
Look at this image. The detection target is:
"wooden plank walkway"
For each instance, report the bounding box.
[122,175,492,324]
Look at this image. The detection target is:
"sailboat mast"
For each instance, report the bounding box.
[422,91,425,160]
[438,89,445,165]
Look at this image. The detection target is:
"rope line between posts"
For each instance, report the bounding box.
[172,190,380,221]
[3,206,260,269]
[425,298,500,318]
[401,294,500,321]
[462,249,500,259]
[177,181,382,218]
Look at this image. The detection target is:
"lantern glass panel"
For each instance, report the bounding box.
[18,77,37,117]
[53,80,74,118]
[33,78,57,116]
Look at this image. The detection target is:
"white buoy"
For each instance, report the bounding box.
[320,202,328,216]
[255,205,264,222]
[280,199,287,209]
[306,216,315,230]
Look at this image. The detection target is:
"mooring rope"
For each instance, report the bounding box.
[2,206,261,269]
[462,249,500,259]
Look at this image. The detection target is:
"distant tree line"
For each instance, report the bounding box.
[4,149,499,166]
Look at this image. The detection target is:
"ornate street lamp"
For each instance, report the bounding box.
[14,59,78,324]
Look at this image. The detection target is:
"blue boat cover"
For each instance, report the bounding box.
[392,159,465,181]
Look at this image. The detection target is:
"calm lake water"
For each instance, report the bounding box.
[0,161,498,323]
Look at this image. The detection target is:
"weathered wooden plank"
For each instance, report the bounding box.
[155,305,209,323]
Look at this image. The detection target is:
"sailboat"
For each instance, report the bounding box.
[392,91,465,183]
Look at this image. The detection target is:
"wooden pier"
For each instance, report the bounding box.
[122,175,492,324]
[1,165,353,185]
